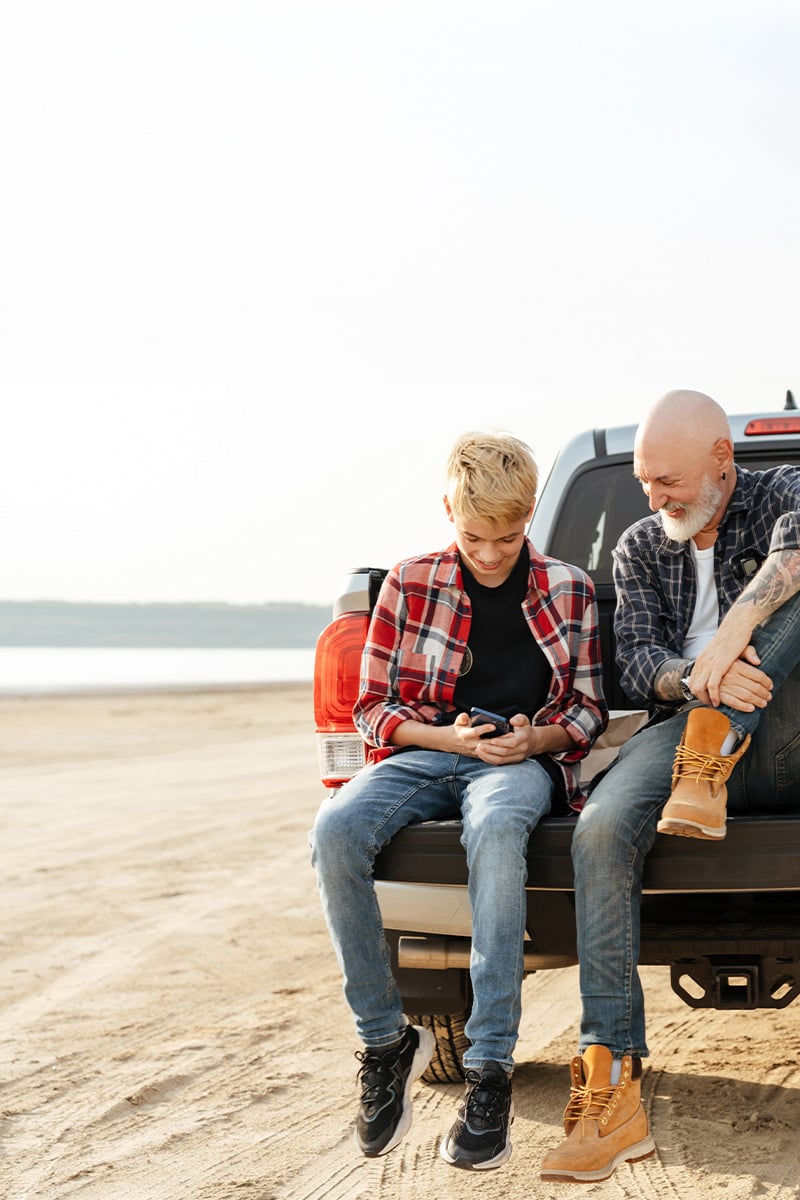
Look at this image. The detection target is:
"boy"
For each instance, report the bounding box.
[311,430,607,1169]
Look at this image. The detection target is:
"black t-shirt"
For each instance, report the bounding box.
[453,544,551,720]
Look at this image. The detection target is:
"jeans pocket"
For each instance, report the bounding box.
[775,729,800,811]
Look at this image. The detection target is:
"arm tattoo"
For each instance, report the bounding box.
[653,658,694,703]
[734,548,800,620]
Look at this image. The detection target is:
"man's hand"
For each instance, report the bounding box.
[692,545,800,708]
[690,612,773,710]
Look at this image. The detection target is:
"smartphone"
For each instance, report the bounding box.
[469,706,512,739]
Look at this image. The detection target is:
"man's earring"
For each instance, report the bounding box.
[721,471,726,480]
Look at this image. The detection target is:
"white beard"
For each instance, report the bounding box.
[660,475,724,542]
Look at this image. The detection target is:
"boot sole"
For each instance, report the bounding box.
[540,1134,656,1182]
[656,817,725,840]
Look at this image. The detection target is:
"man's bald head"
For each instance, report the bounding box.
[633,389,735,543]
[635,390,731,459]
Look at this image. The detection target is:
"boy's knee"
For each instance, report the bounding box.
[311,798,354,866]
[465,808,531,858]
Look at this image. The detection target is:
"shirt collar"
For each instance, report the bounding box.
[435,545,464,589]
[437,538,543,589]
[718,465,751,527]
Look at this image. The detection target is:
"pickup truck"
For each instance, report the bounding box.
[313,403,800,1083]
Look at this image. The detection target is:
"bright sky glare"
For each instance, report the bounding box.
[2,1,798,606]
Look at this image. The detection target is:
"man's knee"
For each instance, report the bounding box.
[572,778,647,863]
[572,796,617,865]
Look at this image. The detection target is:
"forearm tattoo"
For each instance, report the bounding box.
[734,548,800,621]
[653,658,694,703]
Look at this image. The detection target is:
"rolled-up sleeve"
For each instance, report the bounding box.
[354,572,432,746]
[548,593,608,758]
[352,554,467,746]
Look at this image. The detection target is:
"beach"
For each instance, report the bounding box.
[1,685,798,1200]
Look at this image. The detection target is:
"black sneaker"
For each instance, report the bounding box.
[440,1061,514,1170]
[354,1024,435,1157]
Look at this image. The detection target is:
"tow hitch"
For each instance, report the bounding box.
[670,956,800,1009]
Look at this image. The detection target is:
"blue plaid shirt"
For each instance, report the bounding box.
[613,465,800,706]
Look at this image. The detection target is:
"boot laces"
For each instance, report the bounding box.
[462,1069,510,1128]
[564,1081,621,1127]
[672,741,736,786]
[355,1046,403,1107]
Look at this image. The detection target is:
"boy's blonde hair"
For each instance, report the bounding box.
[445,431,538,525]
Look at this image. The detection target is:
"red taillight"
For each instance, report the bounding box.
[314,612,370,787]
[744,416,800,436]
[314,611,370,731]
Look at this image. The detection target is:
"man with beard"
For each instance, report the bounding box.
[541,389,800,1184]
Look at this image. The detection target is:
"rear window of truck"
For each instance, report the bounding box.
[548,450,800,588]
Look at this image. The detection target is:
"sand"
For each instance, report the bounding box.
[1,684,798,1200]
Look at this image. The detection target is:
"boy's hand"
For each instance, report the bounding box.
[455,712,531,764]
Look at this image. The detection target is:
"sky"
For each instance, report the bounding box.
[2,0,799,608]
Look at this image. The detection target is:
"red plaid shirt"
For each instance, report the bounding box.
[354,540,608,809]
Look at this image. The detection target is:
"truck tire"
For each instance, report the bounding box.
[406,1011,470,1083]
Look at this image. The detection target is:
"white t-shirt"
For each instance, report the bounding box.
[682,542,719,659]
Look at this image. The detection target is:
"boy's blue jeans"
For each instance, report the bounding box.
[310,750,554,1073]
[573,594,800,1058]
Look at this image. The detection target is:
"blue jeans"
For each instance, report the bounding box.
[310,749,554,1072]
[573,593,800,1058]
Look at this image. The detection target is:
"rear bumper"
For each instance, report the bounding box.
[374,813,800,894]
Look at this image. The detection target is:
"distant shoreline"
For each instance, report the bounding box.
[0,679,313,702]
[0,599,331,649]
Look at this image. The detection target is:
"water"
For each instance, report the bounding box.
[0,646,315,693]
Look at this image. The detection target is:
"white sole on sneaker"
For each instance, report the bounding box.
[355,1024,436,1157]
[439,1133,513,1170]
[439,1101,514,1170]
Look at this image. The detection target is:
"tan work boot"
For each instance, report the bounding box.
[540,1045,655,1183]
[657,708,751,840]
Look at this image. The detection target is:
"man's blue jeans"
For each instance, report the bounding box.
[310,749,554,1073]
[573,594,800,1058]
